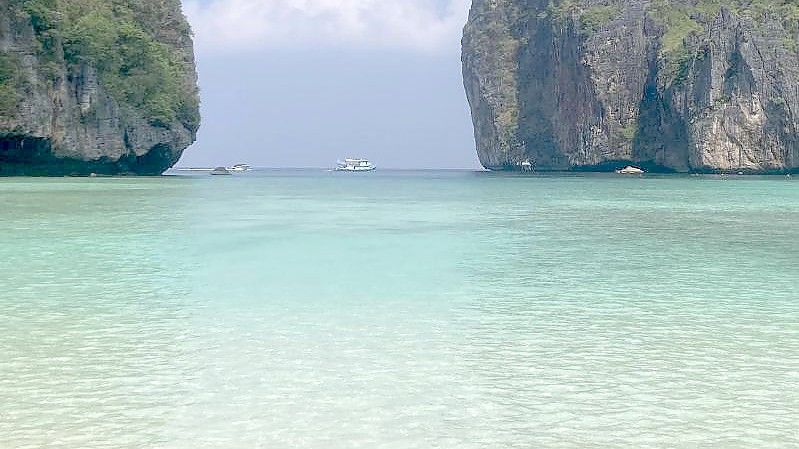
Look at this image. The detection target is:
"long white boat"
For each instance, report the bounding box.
[227,163,252,172]
[335,158,375,172]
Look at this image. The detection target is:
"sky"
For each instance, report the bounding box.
[177,0,481,169]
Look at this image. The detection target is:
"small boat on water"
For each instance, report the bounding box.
[210,166,232,175]
[336,158,375,172]
[616,166,645,175]
[227,163,252,172]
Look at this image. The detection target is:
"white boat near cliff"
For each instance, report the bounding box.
[210,166,232,175]
[616,166,645,175]
[335,158,375,172]
[227,163,252,172]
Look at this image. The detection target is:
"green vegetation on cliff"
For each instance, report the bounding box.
[0,53,17,113]
[0,54,15,112]
[650,1,799,84]
[548,0,799,31]
[649,1,704,84]
[545,0,799,84]
[18,0,199,130]
[0,52,23,114]
[579,5,622,33]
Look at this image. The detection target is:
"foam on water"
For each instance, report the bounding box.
[1,171,797,448]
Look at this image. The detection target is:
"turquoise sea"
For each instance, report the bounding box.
[1,170,797,448]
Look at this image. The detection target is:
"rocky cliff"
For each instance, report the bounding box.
[0,0,199,175]
[463,0,799,173]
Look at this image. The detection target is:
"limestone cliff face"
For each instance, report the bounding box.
[463,0,799,173]
[0,0,199,175]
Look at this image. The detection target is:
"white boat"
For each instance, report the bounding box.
[210,166,232,175]
[227,163,252,172]
[616,166,645,175]
[335,158,375,172]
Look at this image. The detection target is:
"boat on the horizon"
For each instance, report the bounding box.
[616,166,645,175]
[210,166,232,175]
[335,158,375,172]
[227,163,252,172]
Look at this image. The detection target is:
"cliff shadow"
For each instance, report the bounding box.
[514,7,560,169]
[632,52,691,172]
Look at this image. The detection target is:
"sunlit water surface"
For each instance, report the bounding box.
[1,170,797,448]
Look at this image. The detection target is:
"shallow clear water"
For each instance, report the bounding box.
[1,170,798,448]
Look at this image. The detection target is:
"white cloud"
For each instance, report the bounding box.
[183,0,471,54]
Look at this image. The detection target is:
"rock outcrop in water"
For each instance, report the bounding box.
[462,0,799,173]
[0,0,199,175]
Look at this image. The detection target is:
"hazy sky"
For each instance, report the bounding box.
[178,0,480,169]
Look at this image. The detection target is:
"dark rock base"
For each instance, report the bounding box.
[0,134,177,176]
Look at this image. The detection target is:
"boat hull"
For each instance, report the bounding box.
[335,167,375,172]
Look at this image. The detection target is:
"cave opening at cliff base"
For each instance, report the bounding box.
[0,134,51,165]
